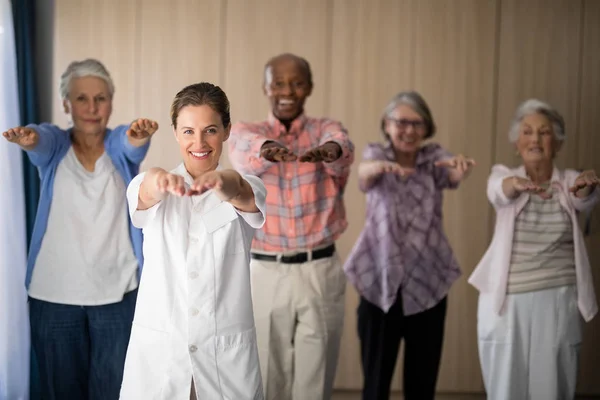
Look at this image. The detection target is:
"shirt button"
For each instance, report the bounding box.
[286,173,292,179]
[189,271,199,280]
[189,308,199,316]
[288,228,294,235]
[190,236,199,243]
[189,345,198,353]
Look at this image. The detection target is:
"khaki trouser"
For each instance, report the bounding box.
[250,252,346,400]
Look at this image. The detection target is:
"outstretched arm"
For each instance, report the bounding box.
[3,124,66,168]
[2,126,39,151]
[137,167,186,210]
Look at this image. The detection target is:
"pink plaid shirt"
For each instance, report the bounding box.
[229,113,354,252]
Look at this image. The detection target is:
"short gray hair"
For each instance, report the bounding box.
[508,99,565,143]
[59,59,115,100]
[381,91,436,139]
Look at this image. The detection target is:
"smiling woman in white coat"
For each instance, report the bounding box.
[119,82,266,400]
[469,99,600,400]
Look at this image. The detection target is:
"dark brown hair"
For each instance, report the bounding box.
[170,82,231,128]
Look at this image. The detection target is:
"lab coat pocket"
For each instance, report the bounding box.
[202,202,245,257]
[215,327,263,400]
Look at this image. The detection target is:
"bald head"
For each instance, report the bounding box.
[263,53,313,87]
[262,53,313,124]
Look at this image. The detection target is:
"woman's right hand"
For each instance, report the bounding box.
[152,169,186,197]
[138,168,186,210]
[358,160,414,190]
[374,160,414,177]
[2,126,39,150]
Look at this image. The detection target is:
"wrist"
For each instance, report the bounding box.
[575,186,593,198]
[147,167,165,179]
[261,140,280,150]
[326,141,343,159]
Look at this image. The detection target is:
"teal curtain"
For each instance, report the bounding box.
[11,0,41,398]
[11,0,40,247]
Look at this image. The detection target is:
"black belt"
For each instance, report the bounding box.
[251,244,336,264]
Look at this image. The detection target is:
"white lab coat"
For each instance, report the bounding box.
[120,163,266,400]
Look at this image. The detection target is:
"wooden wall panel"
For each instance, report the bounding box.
[51,0,138,132]
[412,0,497,392]
[494,0,583,169]
[48,0,600,395]
[576,0,600,394]
[222,0,330,126]
[327,0,415,389]
[136,0,225,172]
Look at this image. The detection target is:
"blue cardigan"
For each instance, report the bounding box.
[24,123,150,288]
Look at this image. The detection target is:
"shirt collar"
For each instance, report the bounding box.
[267,112,308,137]
[516,164,561,183]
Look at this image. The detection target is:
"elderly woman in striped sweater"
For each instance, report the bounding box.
[469,99,599,400]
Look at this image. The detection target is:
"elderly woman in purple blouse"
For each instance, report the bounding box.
[344,91,475,400]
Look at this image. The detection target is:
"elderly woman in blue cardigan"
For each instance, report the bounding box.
[2,58,157,400]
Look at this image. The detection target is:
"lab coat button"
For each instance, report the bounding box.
[190,308,199,316]
[188,271,199,280]
[189,345,198,353]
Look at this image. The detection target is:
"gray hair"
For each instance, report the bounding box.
[59,59,115,100]
[381,91,436,139]
[509,99,565,143]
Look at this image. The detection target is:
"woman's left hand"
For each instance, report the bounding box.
[570,169,599,196]
[435,154,476,181]
[189,170,258,212]
[188,170,240,201]
[127,118,159,141]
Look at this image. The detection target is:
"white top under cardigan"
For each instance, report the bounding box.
[29,147,138,305]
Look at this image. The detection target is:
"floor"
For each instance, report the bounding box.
[332,392,480,400]
[331,390,600,399]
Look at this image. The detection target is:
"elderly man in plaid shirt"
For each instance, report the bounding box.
[229,53,355,400]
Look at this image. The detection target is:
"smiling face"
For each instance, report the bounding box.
[263,56,313,123]
[173,104,230,179]
[384,104,427,155]
[515,112,561,165]
[63,76,112,136]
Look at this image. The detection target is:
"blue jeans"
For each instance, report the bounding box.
[29,290,137,400]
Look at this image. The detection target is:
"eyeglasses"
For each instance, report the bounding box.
[387,118,426,131]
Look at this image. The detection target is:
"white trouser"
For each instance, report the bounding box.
[250,253,346,400]
[477,285,582,400]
